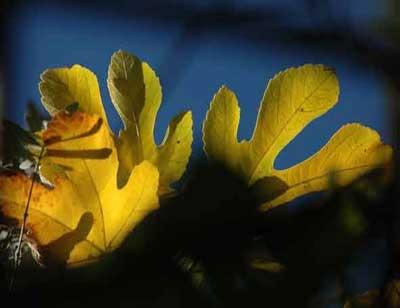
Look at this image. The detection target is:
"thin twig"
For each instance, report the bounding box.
[8,146,45,292]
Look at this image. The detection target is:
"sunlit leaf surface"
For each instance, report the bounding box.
[0,111,159,266]
[107,50,193,193]
[203,64,392,210]
[39,50,193,194]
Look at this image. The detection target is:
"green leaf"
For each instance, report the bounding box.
[1,120,39,167]
[107,50,193,192]
[65,102,80,114]
[25,101,47,132]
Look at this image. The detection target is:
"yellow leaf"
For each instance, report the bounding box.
[0,111,159,266]
[268,124,391,210]
[384,279,400,308]
[203,64,392,210]
[39,157,69,185]
[202,86,241,175]
[251,260,285,273]
[39,65,108,124]
[39,50,193,193]
[107,50,193,191]
[344,289,381,308]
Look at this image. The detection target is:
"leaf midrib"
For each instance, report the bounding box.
[82,159,107,249]
[248,73,335,184]
[118,53,144,162]
[272,163,384,201]
[107,172,147,249]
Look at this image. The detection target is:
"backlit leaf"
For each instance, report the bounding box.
[384,279,400,308]
[0,111,159,266]
[107,50,193,192]
[203,64,392,210]
[39,50,193,194]
[1,120,39,168]
[39,65,108,124]
[344,289,381,308]
[25,101,47,133]
[251,260,285,273]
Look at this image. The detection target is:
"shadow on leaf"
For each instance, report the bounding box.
[43,212,94,266]
[44,118,104,145]
[250,176,289,204]
[46,148,112,159]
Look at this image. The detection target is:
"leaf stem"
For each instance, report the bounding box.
[9,145,45,292]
